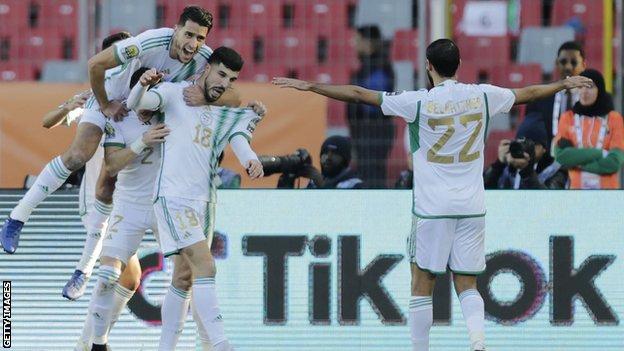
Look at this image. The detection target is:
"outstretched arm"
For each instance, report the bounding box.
[230,135,263,179]
[272,77,381,106]
[42,91,91,129]
[512,76,593,105]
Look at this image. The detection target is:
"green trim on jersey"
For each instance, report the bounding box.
[171,60,197,82]
[483,92,490,142]
[198,47,212,61]
[152,90,164,109]
[154,113,166,199]
[103,142,125,148]
[377,91,383,106]
[142,40,170,51]
[412,210,486,219]
[228,131,251,143]
[408,100,421,153]
[140,35,172,50]
[161,197,180,242]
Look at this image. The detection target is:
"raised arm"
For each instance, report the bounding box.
[272,78,381,106]
[104,123,170,176]
[229,135,263,179]
[42,91,91,129]
[512,76,593,105]
[127,69,165,111]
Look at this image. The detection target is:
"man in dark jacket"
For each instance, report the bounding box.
[278,136,364,189]
[347,25,395,188]
[522,41,586,149]
[484,116,568,189]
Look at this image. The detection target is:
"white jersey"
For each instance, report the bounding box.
[113,28,212,83]
[82,59,143,111]
[103,113,161,207]
[380,79,515,217]
[151,81,260,202]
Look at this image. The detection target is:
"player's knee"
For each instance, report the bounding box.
[95,178,115,203]
[453,274,477,295]
[172,265,194,291]
[119,275,141,292]
[62,148,89,171]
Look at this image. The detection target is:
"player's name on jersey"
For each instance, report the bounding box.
[425,96,483,115]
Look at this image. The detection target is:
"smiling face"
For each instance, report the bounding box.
[202,63,239,102]
[171,20,209,63]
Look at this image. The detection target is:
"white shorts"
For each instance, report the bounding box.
[153,197,215,257]
[78,105,107,132]
[407,215,486,275]
[101,201,159,264]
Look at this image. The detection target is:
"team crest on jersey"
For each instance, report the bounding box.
[123,45,139,60]
[104,122,115,138]
[199,109,213,126]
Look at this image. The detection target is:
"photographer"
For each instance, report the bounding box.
[260,136,364,189]
[484,116,567,189]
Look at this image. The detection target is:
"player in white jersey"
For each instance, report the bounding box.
[273,39,592,351]
[128,47,264,351]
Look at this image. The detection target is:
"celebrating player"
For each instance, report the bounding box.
[273,38,592,351]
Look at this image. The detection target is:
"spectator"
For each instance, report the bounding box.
[484,115,568,189]
[347,25,395,188]
[522,41,587,149]
[216,152,241,189]
[555,69,624,189]
[277,136,364,189]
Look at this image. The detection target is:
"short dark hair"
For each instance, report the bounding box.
[557,41,585,59]
[102,31,131,51]
[426,38,460,78]
[357,25,382,42]
[129,67,151,89]
[178,6,213,30]
[208,47,244,72]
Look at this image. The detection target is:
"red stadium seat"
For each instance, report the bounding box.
[391,29,419,65]
[0,61,35,80]
[326,28,358,69]
[456,62,480,84]
[301,65,351,84]
[291,0,351,35]
[17,29,63,61]
[39,0,78,36]
[551,0,602,27]
[210,29,253,62]
[238,63,290,83]
[455,35,511,71]
[0,1,29,34]
[485,129,515,165]
[228,0,283,35]
[490,63,543,88]
[265,30,317,68]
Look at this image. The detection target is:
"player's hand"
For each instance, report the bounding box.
[247,100,267,117]
[102,100,130,121]
[563,76,593,90]
[271,77,313,91]
[246,159,264,179]
[142,123,170,145]
[140,68,164,87]
[183,85,207,107]
[498,139,510,163]
[63,90,92,111]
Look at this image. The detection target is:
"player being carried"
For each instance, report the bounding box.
[125,47,263,351]
[1,6,238,301]
[273,38,592,351]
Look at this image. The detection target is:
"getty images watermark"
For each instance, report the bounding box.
[2,281,10,348]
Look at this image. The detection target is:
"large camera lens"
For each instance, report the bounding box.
[258,149,312,176]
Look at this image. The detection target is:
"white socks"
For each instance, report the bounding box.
[110,284,135,329]
[11,156,70,222]
[409,296,433,351]
[159,285,191,351]
[459,289,485,351]
[192,300,213,350]
[91,266,121,344]
[191,278,230,350]
[76,199,111,275]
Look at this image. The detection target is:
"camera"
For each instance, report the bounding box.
[258,148,312,176]
[508,138,536,159]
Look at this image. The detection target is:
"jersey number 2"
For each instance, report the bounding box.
[427,114,482,164]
